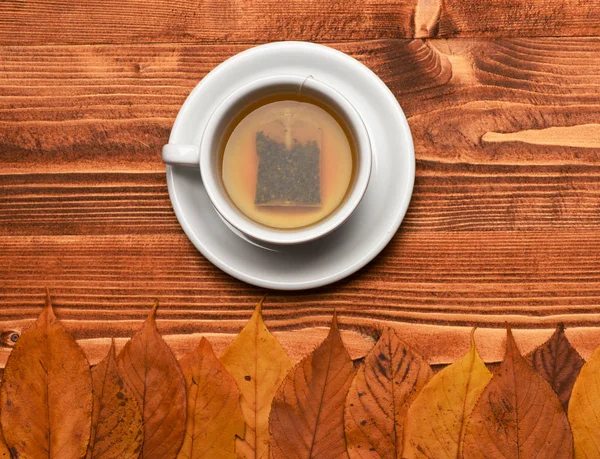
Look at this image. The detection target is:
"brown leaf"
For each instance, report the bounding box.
[220,299,292,459]
[269,313,357,459]
[0,291,92,458]
[526,323,585,410]
[0,431,9,458]
[0,397,8,459]
[177,337,244,459]
[345,327,433,458]
[462,325,573,458]
[0,373,8,459]
[88,340,143,459]
[117,304,186,459]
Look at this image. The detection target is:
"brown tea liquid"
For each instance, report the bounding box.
[220,94,355,229]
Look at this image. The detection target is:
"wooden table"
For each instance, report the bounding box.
[1,0,600,368]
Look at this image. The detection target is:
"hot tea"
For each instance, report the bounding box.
[221,95,355,229]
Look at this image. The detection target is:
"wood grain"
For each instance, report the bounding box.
[1,0,599,45]
[435,1,600,38]
[1,38,600,367]
[3,39,600,174]
[0,0,414,45]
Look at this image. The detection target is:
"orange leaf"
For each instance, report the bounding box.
[0,371,8,458]
[87,340,143,459]
[463,325,573,458]
[0,291,92,458]
[177,337,244,459]
[0,430,9,458]
[269,313,357,459]
[220,299,292,459]
[345,327,433,458]
[527,323,585,410]
[117,304,186,459]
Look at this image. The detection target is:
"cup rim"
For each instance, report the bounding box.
[199,74,372,245]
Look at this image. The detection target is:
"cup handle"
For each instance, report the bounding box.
[162,144,200,167]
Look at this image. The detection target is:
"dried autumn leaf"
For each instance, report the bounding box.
[88,340,143,459]
[270,313,357,459]
[0,372,8,458]
[344,327,433,459]
[177,337,244,459]
[568,345,600,457]
[403,329,492,459]
[0,291,92,459]
[463,325,573,458]
[0,407,7,459]
[0,431,9,458]
[220,298,292,459]
[527,323,584,410]
[117,304,186,459]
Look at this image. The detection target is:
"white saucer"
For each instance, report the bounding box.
[166,42,415,290]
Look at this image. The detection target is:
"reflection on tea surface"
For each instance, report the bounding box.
[221,97,355,229]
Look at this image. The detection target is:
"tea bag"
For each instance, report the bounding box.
[254,109,322,207]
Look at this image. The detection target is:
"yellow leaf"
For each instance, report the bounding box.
[177,337,244,459]
[569,345,600,458]
[220,299,292,459]
[403,329,492,458]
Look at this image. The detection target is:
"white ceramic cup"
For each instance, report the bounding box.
[162,74,372,245]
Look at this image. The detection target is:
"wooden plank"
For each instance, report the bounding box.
[0,0,414,45]
[1,0,599,44]
[2,40,600,175]
[434,1,600,38]
[3,164,600,235]
[1,230,600,367]
[1,39,600,231]
[407,39,600,164]
[2,38,600,365]
[2,233,600,324]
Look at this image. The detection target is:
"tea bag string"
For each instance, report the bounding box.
[286,74,315,132]
[298,75,314,96]
[283,112,293,149]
